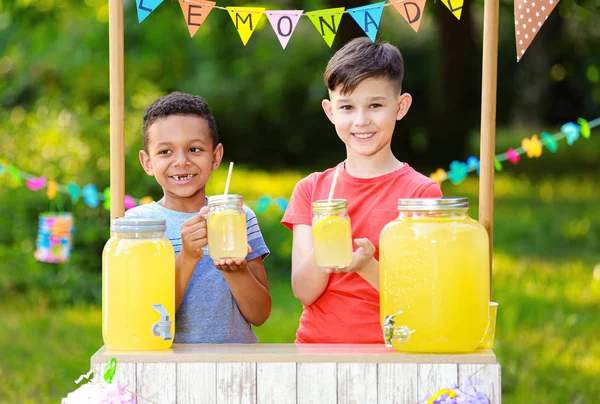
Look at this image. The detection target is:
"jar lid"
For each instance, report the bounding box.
[208,194,243,205]
[312,199,347,212]
[396,197,468,211]
[111,217,166,233]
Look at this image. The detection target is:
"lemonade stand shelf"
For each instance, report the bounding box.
[91,344,501,403]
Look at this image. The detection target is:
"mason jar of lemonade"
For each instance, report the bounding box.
[312,199,353,269]
[102,218,175,350]
[207,194,247,260]
[380,198,490,353]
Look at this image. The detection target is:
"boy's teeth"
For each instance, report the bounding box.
[354,133,374,139]
[173,174,193,180]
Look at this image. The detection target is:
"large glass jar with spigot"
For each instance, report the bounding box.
[380,198,490,353]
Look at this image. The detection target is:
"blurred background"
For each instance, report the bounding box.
[0,0,598,402]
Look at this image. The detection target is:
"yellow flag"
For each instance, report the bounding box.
[227,7,265,46]
[440,0,463,20]
[47,179,58,200]
[306,7,345,47]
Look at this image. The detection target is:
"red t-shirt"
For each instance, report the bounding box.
[281,162,443,344]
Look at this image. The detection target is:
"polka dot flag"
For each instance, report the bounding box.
[515,0,561,62]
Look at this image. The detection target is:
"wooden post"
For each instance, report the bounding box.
[479,0,499,295]
[109,0,125,219]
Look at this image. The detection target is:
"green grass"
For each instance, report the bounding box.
[1,168,599,403]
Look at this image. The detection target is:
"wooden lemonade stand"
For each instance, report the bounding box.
[91,0,502,401]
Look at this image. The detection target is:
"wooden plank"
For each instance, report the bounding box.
[297,363,336,404]
[91,344,497,364]
[337,363,378,404]
[417,364,458,403]
[177,363,217,404]
[137,363,176,404]
[257,362,297,404]
[216,362,257,404]
[378,363,418,404]
[459,364,502,404]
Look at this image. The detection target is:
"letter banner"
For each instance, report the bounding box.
[178,0,216,38]
[306,7,345,48]
[265,10,303,49]
[348,2,384,42]
[440,0,463,20]
[390,0,427,33]
[227,7,266,46]
[136,0,165,23]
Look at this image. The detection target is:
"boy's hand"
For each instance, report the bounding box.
[214,245,252,272]
[323,238,376,274]
[180,206,209,261]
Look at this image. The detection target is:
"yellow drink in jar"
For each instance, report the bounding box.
[208,210,247,260]
[207,194,247,260]
[102,219,175,351]
[380,198,490,353]
[312,199,353,268]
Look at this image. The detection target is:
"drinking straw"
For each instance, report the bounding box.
[224,162,234,196]
[328,166,340,201]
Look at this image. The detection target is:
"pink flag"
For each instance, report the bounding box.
[265,10,303,49]
[515,0,560,62]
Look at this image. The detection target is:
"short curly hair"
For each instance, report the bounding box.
[324,37,404,95]
[142,92,218,151]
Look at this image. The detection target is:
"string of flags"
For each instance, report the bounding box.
[428,117,597,185]
[1,117,595,215]
[135,0,562,59]
[0,163,289,214]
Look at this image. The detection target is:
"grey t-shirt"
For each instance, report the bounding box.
[125,201,270,343]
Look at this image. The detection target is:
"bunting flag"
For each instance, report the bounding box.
[306,7,345,48]
[440,0,464,20]
[390,0,427,33]
[136,0,165,23]
[429,117,597,185]
[227,7,265,46]
[515,0,561,61]
[348,3,385,42]
[265,10,303,49]
[178,0,216,38]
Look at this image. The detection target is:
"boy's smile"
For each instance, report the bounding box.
[322,77,412,160]
[139,115,223,212]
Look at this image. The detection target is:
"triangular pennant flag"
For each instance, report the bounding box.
[227,7,265,46]
[265,10,303,49]
[440,0,464,20]
[514,0,561,62]
[306,7,345,48]
[390,0,427,33]
[178,0,215,38]
[136,0,164,23]
[348,3,385,42]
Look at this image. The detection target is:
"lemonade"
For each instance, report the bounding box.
[312,199,353,268]
[207,209,247,260]
[102,226,175,351]
[379,198,490,353]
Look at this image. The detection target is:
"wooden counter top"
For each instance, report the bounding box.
[91,343,497,364]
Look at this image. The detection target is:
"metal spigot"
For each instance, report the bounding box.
[383,311,415,347]
[152,304,173,341]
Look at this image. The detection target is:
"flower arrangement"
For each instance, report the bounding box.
[427,377,490,404]
[62,358,136,404]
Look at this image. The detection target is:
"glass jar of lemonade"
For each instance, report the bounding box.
[380,198,490,353]
[207,194,247,260]
[312,199,353,269]
[102,218,175,351]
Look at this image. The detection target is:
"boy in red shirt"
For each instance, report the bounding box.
[281,38,443,344]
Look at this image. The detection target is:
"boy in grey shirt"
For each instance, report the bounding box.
[126,92,271,343]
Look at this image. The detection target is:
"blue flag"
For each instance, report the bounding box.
[348,2,385,42]
[136,0,164,23]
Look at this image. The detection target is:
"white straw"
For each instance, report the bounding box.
[224,162,234,196]
[328,166,340,201]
